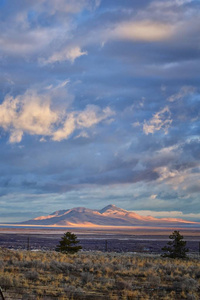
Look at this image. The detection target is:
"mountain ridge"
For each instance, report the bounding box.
[21,204,200,227]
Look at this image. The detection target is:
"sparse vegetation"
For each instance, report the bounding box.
[0,248,200,299]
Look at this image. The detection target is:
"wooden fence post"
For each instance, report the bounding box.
[199,242,200,258]
[27,236,30,251]
[105,240,108,252]
[0,286,5,300]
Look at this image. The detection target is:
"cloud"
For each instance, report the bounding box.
[134,210,200,221]
[168,86,196,102]
[9,130,24,144]
[42,46,88,64]
[153,164,200,194]
[143,106,172,135]
[0,26,64,55]
[38,0,100,14]
[76,105,113,128]
[0,0,98,57]
[154,166,181,182]
[150,0,193,9]
[0,86,114,143]
[52,113,75,141]
[0,92,59,143]
[108,21,174,42]
[53,105,115,141]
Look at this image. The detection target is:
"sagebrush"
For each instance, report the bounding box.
[0,248,200,299]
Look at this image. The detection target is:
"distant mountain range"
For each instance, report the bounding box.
[21,204,199,227]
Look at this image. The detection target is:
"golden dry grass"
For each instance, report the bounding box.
[0,248,200,299]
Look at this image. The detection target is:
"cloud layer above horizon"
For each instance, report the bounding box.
[0,0,200,222]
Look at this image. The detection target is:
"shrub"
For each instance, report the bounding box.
[24,270,39,281]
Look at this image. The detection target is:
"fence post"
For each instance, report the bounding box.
[199,242,200,258]
[105,240,108,252]
[27,236,30,251]
[0,286,5,300]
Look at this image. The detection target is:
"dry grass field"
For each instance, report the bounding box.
[0,248,200,299]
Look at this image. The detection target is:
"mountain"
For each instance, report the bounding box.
[21,204,199,227]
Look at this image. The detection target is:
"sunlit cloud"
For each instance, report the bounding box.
[42,46,88,64]
[154,166,181,182]
[52,113,75,141]
[0,92,59,143]
[53,105,115,141]
[143,106,172,135]
[134,210,200,221]
[168,86,196,102]
[153,165,200,194]
[0,85,114,143]
[108,21,174,42]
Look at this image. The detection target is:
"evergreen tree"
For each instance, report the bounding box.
[56,232,82,254]
[162,230,188,259]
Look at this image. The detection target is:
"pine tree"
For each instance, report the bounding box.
[162,230,188,259]
[55,232,82,254]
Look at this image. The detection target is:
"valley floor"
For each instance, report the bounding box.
[0,228,200,254]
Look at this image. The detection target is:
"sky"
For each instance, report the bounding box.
[0,0,200,223]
